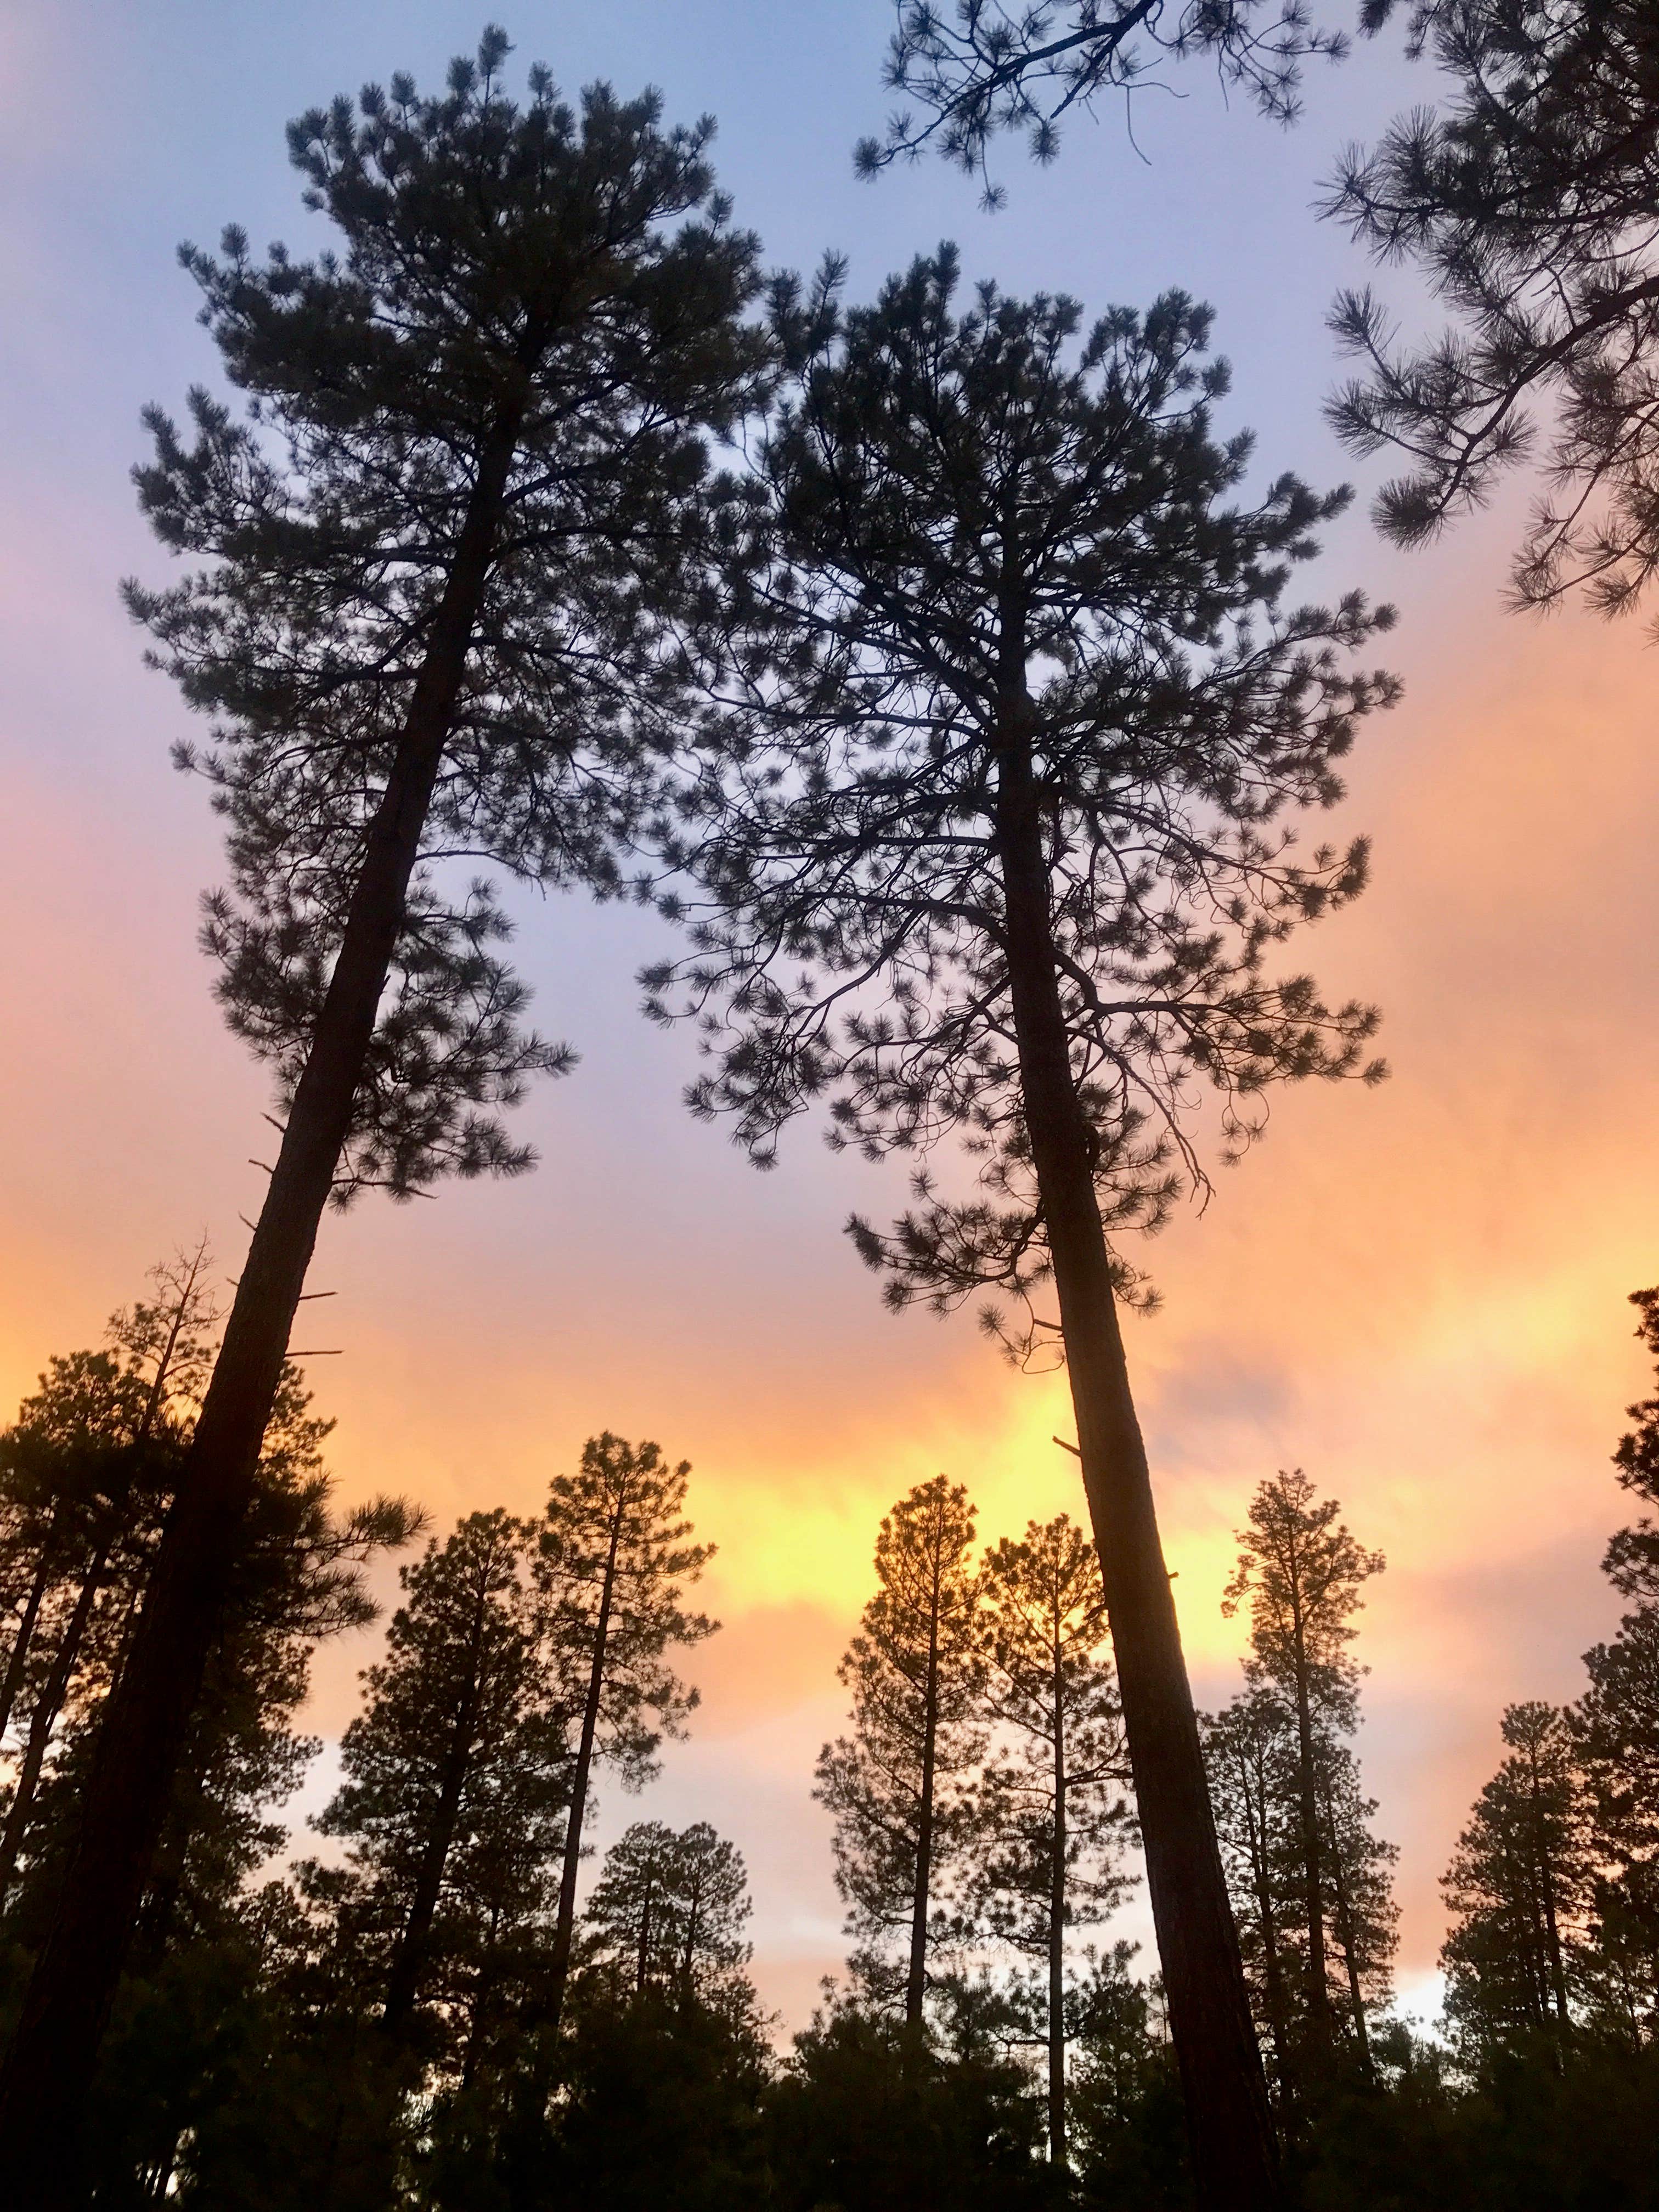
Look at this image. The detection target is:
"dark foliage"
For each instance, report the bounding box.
[856,0,1352,202]
[1327,0,1659,620]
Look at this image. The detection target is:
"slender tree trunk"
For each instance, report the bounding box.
[1529,1760,1573,2043]
[460,1908,503,2095]
[0,1539,112,1905]
[1238,1741,1293,2120]
[993,677,1279,2211]
[1290,1645,1335,2064]
[545,1488,626,2033]
[1049,1632,1068,2174]
[0,1541,58,1753]
[906,1545,943,2032]
[381,1576,490,2040]
[0,392,533,2203]
[1319,1770,1374,2082]
[636,1876,655,1997]
[681,1871,702,1994]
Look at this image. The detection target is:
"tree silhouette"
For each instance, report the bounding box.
[0,36,766,2180]
[584,1819,753,2002]
[654,249,1393,2202]
[1222,1469,1386,2076]
[817,1477,984,2030]
[1327,0,1659,620]
[1442,1701,1591,2058]
[1204,1689,1300,2111]
[855,0,1349,201]
[532,1433,716,2037]
[312,1509,561,2051]
[974,1512,1133,2170]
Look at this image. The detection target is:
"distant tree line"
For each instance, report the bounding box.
[6,1256,1659,2205]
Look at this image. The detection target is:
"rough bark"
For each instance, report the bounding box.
[992,669,1279,2210]
[0,392,531,2203]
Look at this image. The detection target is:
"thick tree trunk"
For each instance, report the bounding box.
[994,685,1279,2211]
[1049,1635,1068,2173]
[906,1548,943,2032]
[0,397,530,2203]
[381,1576,490,2040]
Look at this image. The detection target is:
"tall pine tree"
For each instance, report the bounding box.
[817,1476,984,2030]
[0,39,766,2178]
[312,1508,562,2053]
[654,251,1394,2200]
[1222,1469,1386,2080]
[1441,1701,1591,2058]
[532,1434,716,2038]
[974,1511,1133,2172]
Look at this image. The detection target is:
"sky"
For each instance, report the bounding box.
[2,0,1657,2033]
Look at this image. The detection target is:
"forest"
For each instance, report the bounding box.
[2,2,1658,2207]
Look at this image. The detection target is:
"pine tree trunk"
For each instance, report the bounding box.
[637,1878,655,1996]
[1238,1739,1293,2119]
[1529,1758,1573,2044]
[545,1488,626,2034]
[0,1538,112,1905]
[906,1548,943,2032]
[1049,1634,1068,2174]
[381,1576,490,2040]
[0,394,532,2202]
[681,1871,702,1993]
[993,681,1279,2211]
[1319,1770,1374,2081]
[0,1515,64,1750]
[1291,1649,1335,2065]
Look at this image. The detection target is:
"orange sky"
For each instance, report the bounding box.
[3,0,1656,2029]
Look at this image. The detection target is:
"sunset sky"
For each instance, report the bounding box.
[3,0,1657,2032]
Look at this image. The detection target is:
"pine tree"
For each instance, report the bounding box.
[1222,1470,1386,2078]
[854,0,1346,196]
[0,1249,221,1906]
[1204,1689,1301,2111]
[0,41,767,2177]
[817,1477,984,2032]
[1442,1701,1592,2058]
[657,253,1394,2200]
[974,1512,1133,2170]
[313,1508,561,2055]
[1565,1289,1659,2036]
[584,1819,753,2002]
[532,1434,716,2037]
[1327,0,1659,619]
[1314,1733,1397,2075]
